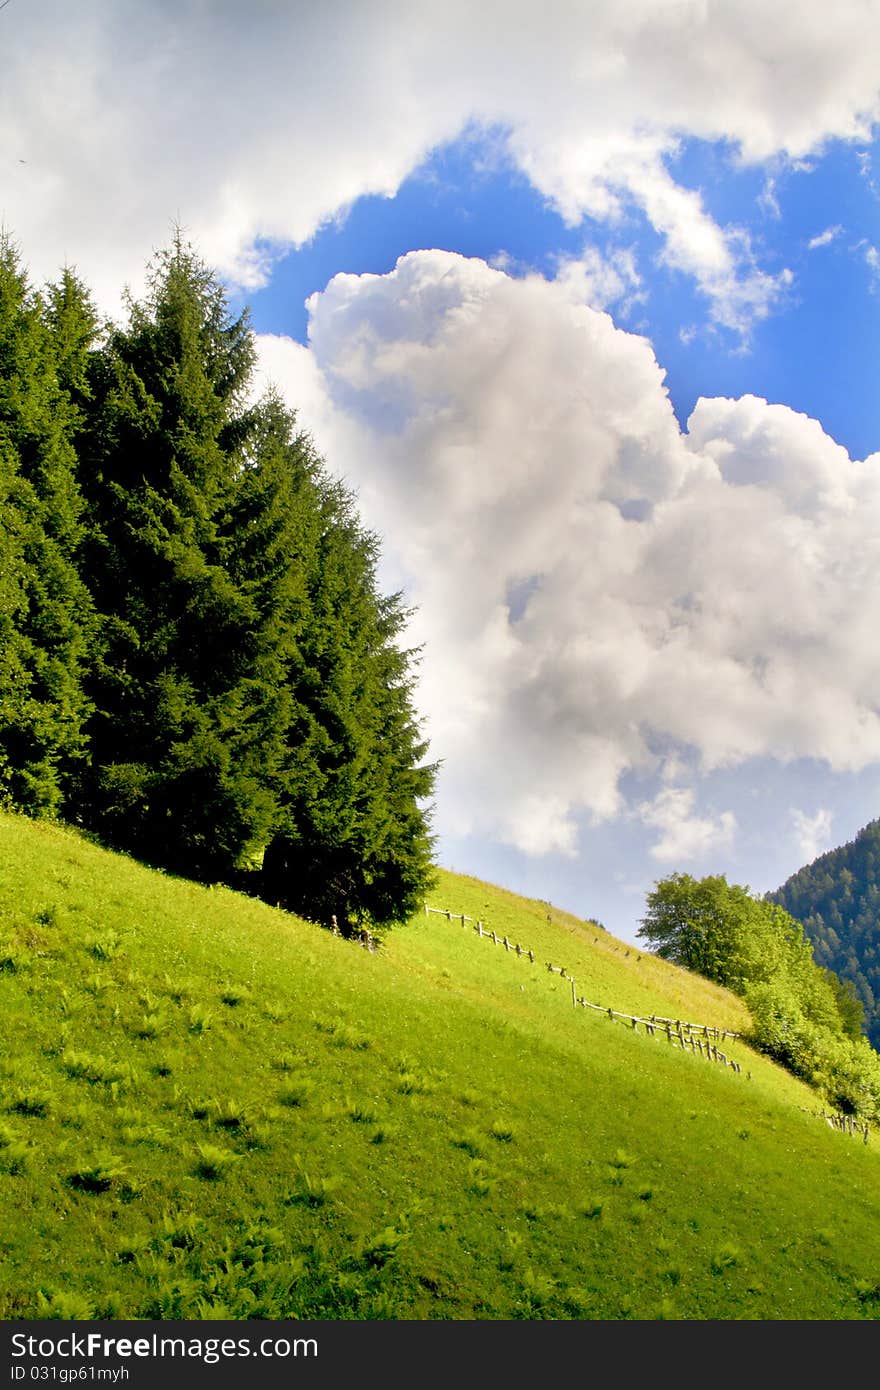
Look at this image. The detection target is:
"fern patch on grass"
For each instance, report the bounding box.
[192,1144,241,1181]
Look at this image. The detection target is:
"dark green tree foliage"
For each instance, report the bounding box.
[67,234,436,924]
[44,267,101,427]
[261,479,437,932]
[75,238,278,880]
[769,819,880,1049]
[639,872,880,1118]
[227,386,437,929]
[222,389,314,816]
[0,237,96,814]
[0,230,436,929]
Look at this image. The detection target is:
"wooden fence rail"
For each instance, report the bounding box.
[425,902,880,1142]
[427,903,744,1074]
[799,1107,871,1144]
[425,903,536,961]
[821,1110,871,1143]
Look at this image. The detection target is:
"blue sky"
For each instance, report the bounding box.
[7,1,880,942]
[241,131,880,461]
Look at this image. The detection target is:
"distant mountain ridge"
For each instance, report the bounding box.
[770,819,880,1049]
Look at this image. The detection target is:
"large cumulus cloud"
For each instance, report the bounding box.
[258,250,880,857]
[3,0,880,322]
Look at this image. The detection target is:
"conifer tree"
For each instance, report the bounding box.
[0,236,95,815]
[227,385,437,931]
[75,235,274,879]
[223,388,322,823]
[261,478,437,932]
[43,266,102,454]
[21,228,438,928]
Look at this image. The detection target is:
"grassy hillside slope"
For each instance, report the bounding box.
[1,812,879,1321]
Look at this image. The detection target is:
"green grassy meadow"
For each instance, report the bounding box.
[1,811,880,1320]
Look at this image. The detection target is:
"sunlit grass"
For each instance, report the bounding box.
[0,809,879,1320]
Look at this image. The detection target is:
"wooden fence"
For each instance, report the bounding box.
[424,904,877,1141]
[426,902,745,1076]
[544,963,746,1074]
[330,914,377,952]
[797,1106,871,1144]
[425,903,537,961]
[820,1110,871,1143]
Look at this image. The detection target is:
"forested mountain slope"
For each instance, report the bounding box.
[770,819,880,1048]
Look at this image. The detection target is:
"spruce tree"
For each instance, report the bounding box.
[0,236,95,815]
[222,377,437,932]
[223,388,322,824]
[261,477,437,933]
[76,235,274,880]
[48,230,437,927]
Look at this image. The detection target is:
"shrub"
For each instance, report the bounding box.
[192,1144,241,1181]
[37,1292,95,1320]
[9,1088,51,1117]
[489,1118,516,1143]
[66,1153,127,1193]
[355,1225,408,1268]
[188,1005,214,1034]
[277,1082,313,1109]
[286,1162,341,1208]
[451,1129,483,1158]
[61,1050,129,1085]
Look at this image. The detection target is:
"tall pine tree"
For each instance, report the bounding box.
[227,384,437,931]
[0,236,96,815]
[2,228,437,930]
[75,235,274,879]
[261,477,437,932]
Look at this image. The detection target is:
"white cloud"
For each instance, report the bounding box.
[808,225,843,249]
[864,243,880,289]
[613,157,791,334]
[790,807,834,863]
[257,249,880,857]
[759,177,782,220]
[554,246,644,315]
[3,1,879,327]
[638,788,737,863]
